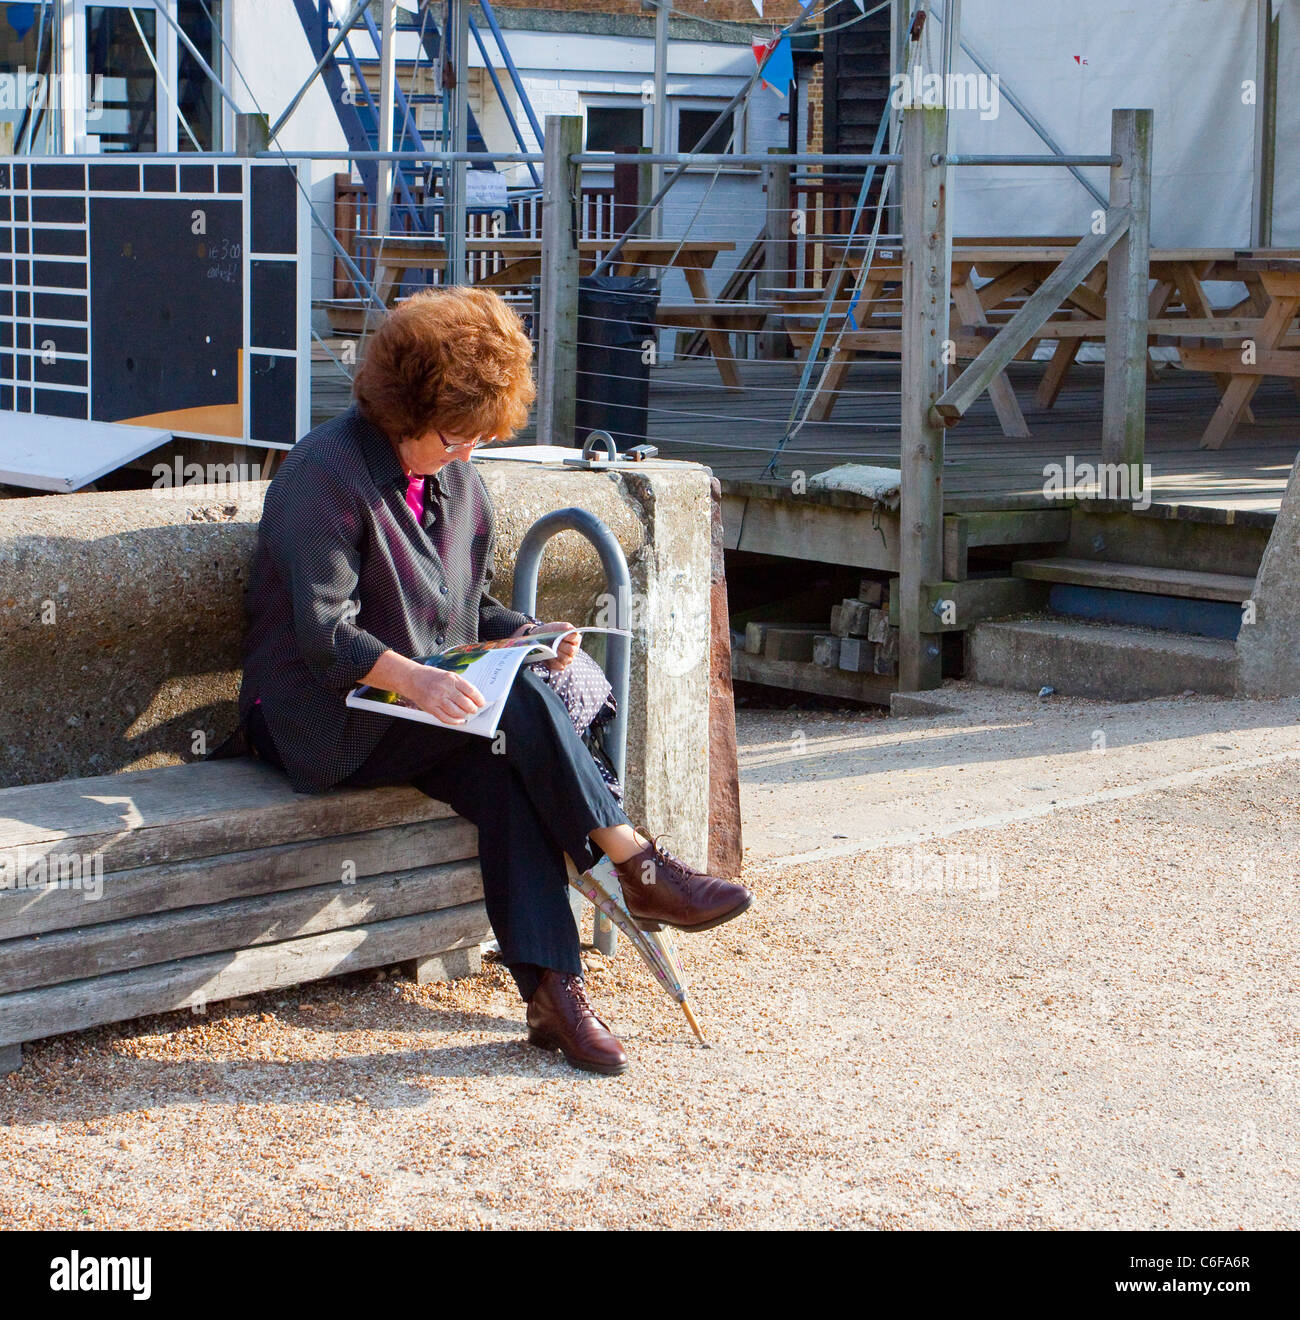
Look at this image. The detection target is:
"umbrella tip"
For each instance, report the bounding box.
[681,1000,708,1047]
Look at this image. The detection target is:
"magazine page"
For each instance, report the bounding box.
[344,627,631,737]
[346,638,557,737]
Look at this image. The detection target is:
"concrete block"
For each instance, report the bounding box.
[745,621,775,655]
[829,603,846,637]
[403,946,482,986]
[867,607,891,643]
[969,619,1236,699]
[840,598,871,636]
[0,460,715,868]
[764,627,818,662]
[1237,451,1300,697]
[813,634,841,668]
[873,627,899,675]
[838,637,872,672]
[708,478,742,879]
[858,578,885,606]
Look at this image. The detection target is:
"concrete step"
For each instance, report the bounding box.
[1012,557,1256,603]
[967,617,1237,700]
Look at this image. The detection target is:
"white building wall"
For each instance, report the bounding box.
[224,13,785,317]
[229,0,352,309]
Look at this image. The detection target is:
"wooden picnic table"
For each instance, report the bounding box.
[655,300,777,391]
[1177,255,1300,449]
[356,234,734,298]
[797,240,1295,435]
[353,234,747,387]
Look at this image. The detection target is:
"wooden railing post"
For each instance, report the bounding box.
[1102,108,1153,475]
[760,148,793,358]
[537,114,583,446]
[899,105,951,692]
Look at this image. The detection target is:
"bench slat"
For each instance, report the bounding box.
[0,903,490,1047]
[0,860,484,996]
[0,815,478,942]
[0,759,455,871]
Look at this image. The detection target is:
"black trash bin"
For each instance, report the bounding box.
[574,275,660,449]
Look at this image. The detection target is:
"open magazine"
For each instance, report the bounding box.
[345,625,629,739]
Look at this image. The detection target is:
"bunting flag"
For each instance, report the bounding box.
[6,4,37,40]
[752,33,795,98]
[750,1,763,17]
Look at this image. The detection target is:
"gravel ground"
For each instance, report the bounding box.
[1,696,1297,1229]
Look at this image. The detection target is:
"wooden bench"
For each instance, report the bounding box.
[655,301,777,391]
[0,756,489,1075]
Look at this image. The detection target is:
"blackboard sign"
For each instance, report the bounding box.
[0,156,308,448]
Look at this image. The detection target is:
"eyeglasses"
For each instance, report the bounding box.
[437,430,486,452]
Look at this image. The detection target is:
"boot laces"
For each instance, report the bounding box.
[647,834,695,880]
[562,975,598,1020]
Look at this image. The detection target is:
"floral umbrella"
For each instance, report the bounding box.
[568,855,707,1046]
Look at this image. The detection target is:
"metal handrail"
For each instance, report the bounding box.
[510,506,632,957]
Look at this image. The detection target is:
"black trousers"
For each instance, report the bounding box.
[248,667,631,1001]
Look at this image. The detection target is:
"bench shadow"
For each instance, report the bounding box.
[0,976,576,1123]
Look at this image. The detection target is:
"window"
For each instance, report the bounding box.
[176,0,222,151]
[677,106,736,155]
[86,5,159,151]
[584,103,644,153]
[70,1,227,153]
[672,100,746,166]
[0,1,52,152]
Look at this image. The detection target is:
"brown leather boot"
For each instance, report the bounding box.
[526,971,628,1075]
[613,836,753,933]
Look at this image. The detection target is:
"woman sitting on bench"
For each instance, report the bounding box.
[239,286,752,1076]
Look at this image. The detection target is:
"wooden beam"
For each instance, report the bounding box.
[1102,108,1153,471]
[899,106,950,691]
[1179,348,1300,378]
[1032,316,1264,340]
[932,211,1129,424]
[536,114,583,445]
[760,149,792,358]
[950,272,1029,437]
[375,0,397,238]
[732,650,896,704]
[0,905,490,1050]
[888,577,1051,633]
[721,493,901,573]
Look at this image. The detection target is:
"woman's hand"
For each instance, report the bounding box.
[406,664,487,724]
[512,620,580,672]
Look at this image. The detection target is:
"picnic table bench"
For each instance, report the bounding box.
[783,240,1300,442]
[0,757,489,1074]
[655,301,777,390]
[327,235,743,387]
[1177,255,1300,448]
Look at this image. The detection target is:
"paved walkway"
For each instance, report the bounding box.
[1,685,1296,1228]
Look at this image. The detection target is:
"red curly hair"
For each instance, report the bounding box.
[353,286,536,442]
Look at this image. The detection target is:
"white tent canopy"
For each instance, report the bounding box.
[927,0,1297,246]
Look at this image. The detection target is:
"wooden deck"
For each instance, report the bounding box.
[312,355,1300,515]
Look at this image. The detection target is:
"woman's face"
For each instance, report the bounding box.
[396,427,485,476]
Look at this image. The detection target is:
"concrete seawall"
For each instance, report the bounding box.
[0,459,713,867]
